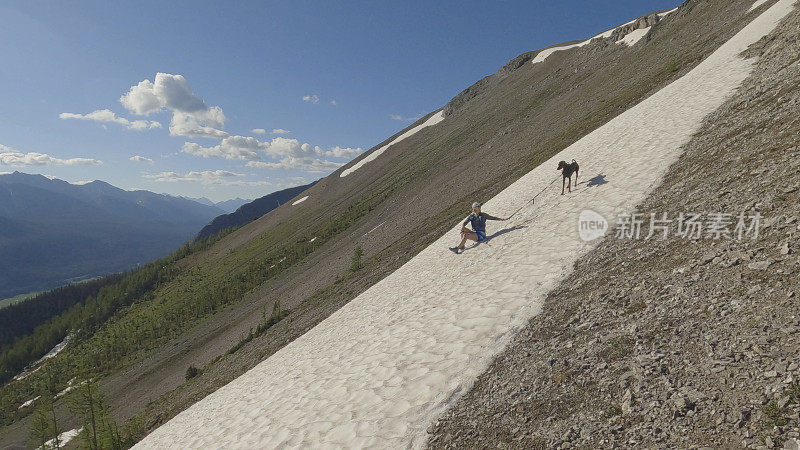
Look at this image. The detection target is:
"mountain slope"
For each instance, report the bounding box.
[213,197,252,213]
[0,0,783,447]
[430,2,800,447]
[193,182,315,242]
[133,1,796,446]
[0,172,223,298]
[184,196,252,212]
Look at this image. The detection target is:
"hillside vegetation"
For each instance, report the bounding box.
[0,0,772,447]
[193,182,315,242]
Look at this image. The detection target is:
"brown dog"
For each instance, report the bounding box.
[557,159,579,194]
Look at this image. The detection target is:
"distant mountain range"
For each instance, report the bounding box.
[184,196,252,213]
[0,172,228,299]
[194,182,315,242]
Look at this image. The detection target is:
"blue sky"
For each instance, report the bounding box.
[0,0,680,202]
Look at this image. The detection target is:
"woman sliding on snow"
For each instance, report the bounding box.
[449,202,508,254]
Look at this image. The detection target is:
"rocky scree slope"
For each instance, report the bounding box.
[429,3,800,449]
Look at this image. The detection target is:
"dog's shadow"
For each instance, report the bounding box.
[582,173,609,188]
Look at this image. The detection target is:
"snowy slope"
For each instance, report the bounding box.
[530,40,591,65]
[340,111,445,178]
[620,8,677,47]
[538,7,679,62]
[135,2,795,448]
[622,27,653,46]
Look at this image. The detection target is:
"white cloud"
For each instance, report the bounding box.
[247,157,344,173]
[302,94,320,104]
[272,129,290,135]
[169,108,227,139]
[268,137,311,157]
[119,79,162,115]
[129,155,154,164]
[251,128,267,134]
[390,114,421,122]
[321,146,362,158]
[181,135,264,160]
[120,73,227,138]
[330,100,337,106]
[59,109,161,130]
[180,134,360,174]
[142,170,269,186]
[181,135,359,160]
[0,152,102,166]
[0,144,102,166]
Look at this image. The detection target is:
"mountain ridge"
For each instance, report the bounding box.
[193,182,316,242]
[0,172,225,298]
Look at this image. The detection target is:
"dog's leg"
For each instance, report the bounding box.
[574,169,579,188]
[568,176,572,193]
[561,177,565,195]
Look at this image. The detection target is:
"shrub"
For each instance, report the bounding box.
[350,245,364,272]
[185,365,201,380]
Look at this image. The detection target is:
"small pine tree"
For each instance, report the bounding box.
[29,404,54,449]
[68,376,101,450]
[270,299,282,322]
[68,372,127,450]
[29,361,65,449]
[350,245,364,272]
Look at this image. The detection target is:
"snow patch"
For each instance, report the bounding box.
[36,428,82,450]
[340,111,445,178]
[531,40,591,65]
[533,10,661,63]
[592,18,637,40]
[309,237,317,243]
[19,395,40,409]
[291,196,308,206]
[56,379,86,399]
[659,7,678,18]
[135,1,795,448]
[12,365,42,382]
[37,334,72,364]
[621,27,652,46]
[589,8,677,47]
[13,333,74,381]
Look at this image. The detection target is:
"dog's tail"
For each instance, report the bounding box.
[571,159,577,164]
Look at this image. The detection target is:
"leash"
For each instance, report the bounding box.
[506,175,560,220]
